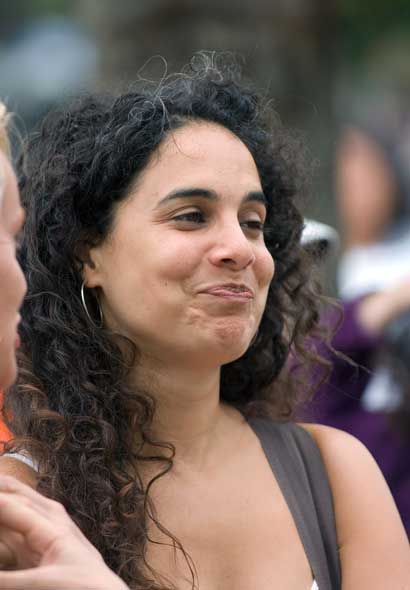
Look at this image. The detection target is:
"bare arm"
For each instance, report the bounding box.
[302,424,410,589]
[356,279,410,335]
[0,456,38,488]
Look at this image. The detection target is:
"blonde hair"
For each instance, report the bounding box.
[0,101,11,157]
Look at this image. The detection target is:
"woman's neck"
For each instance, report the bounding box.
[129,357,244,473]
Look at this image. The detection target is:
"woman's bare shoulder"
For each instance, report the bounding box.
[298,423,410,588]
[298,421,369,461]
[0,456,37,488]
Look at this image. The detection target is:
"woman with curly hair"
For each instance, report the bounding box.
[0,102,128,589]
[0,56,409,589]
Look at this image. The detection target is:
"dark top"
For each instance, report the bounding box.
[248,417,341,590]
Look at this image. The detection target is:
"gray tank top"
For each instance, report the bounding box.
[3,418,341,588]
[248,417,341,590]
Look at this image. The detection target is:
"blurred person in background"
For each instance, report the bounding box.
[0,55,409,589]
[303,105,410,535]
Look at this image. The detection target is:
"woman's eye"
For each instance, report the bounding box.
[172,211,205,224]
[241,220,265,234]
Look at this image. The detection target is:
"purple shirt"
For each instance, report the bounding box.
[300,297,410,533]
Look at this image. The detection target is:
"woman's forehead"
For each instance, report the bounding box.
[141,122,260,191]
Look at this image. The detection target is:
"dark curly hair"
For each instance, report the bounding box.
[3,53,329,589]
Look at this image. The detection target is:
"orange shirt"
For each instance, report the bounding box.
[0,391,12,444]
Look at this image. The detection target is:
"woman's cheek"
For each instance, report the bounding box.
[258,247,275,286]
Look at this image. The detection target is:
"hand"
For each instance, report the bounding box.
[0,475,129,590]
[357,278,410,334]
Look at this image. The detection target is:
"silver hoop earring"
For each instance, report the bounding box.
[81,281,104,328]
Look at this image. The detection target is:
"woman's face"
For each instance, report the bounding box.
[336,128,397,247]
[85,122,275,368]
[0,152,26,388]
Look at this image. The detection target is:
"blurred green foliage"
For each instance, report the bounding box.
[3,0,70,16]
[339,0,410,60]
[1,1,410,63]
[0,0,71,39]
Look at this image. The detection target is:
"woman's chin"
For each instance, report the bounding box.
[211,331,254,364]
[215,321,254,345]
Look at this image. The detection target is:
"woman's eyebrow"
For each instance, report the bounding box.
[157,188,217,206]
[244,191,267,207]
[156,188,267,207]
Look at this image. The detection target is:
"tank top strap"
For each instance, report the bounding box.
[247,417,341,590]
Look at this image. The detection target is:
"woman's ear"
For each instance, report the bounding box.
[80,245,103,289]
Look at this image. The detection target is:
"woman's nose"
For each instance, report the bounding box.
[208,221,256,270]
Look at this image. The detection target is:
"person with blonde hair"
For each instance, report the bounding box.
[0,102,14,443]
